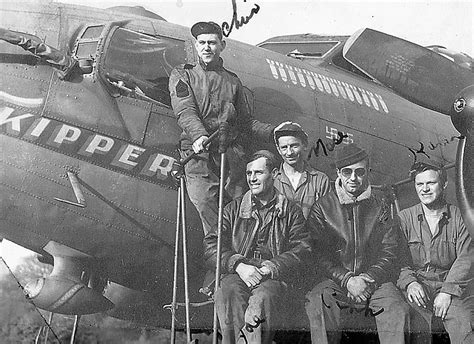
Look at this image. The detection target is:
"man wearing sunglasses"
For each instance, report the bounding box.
[397,162,472,344]
[305,143,409,344]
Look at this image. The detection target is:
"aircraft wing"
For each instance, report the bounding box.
[342,28,474,115]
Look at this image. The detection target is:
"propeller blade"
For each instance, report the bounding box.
[452,85,474,237]
[456,137,474,237]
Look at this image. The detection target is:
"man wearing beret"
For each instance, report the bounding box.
[397,162,473,343]
[305,143,409,344]
[273,121,330,220]
[169,21,275,235]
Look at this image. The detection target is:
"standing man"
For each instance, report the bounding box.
[169,21,275,235]
[305,143,409,344]
[273,121,331,219]
[397,162,473,344]
[204,150,311,344]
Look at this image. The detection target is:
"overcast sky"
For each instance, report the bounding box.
[51,0,474,56]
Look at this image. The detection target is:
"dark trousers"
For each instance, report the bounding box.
[403,287,473,344]
[214,274,287,344]
[305,279,410,344]
[182,148,247,235]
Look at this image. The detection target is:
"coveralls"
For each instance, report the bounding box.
[397,203,473,344]
[273,161,331,219]
[169,57,274,235]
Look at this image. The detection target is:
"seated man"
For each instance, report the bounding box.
[397,162,473,344]
[305,143,409,344]
[273,121,331,220]
[203,150,311,344]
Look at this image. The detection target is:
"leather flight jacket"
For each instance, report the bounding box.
[307,187,400,288]
[169,58,274,152]
[203,190,312,282]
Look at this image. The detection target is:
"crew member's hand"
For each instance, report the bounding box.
[407,281,429,308]
[236,263,263,288]
[433,292,452,320]
[192,135,209,154]
[258,265,272,276]
[346,275,374,303]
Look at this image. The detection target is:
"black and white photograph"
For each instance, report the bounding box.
[0,0,473,343]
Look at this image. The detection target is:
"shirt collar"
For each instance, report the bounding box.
[198,57,224,71]
[276,161,318,183]
[416,202,450,221]
[304,161,321,176]
[239,188,278,218]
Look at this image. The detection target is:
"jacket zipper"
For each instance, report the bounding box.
[353,205,358,273]
[239,216,260,256]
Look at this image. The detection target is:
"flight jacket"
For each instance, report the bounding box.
[397,202,472,297]
[203,189,312,282]
[169,57,274,151]
[306,180,400,288]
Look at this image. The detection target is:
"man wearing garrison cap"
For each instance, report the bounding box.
[169,21,275,235]
[305,143,410,344]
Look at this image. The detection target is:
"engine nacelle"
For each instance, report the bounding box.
[25,274,113,315]
[24,242,113,315]
[451,85,474,135]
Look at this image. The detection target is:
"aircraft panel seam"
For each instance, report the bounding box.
[0,158,80,191]
[0,70,50,83]
[0,181,168,245]
[0,131,177,190]
[0,216,51,242]
[43,113,139,147]
[0,158,193,231]
[116,96,151,110]
[42,112,178,157]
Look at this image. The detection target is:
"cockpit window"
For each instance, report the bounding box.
[81,26,104,39]
[76,42,99,59]
[102,28,186,107]
[258,41,339,59]
[74,25,105,59]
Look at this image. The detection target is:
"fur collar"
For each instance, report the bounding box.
[335,177,372,204]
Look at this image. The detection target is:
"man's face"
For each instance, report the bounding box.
[415,170,446,207]
[277,135,306,167]
[337,159,368,196]
[194,33,225,65]
[246,157,275,198]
